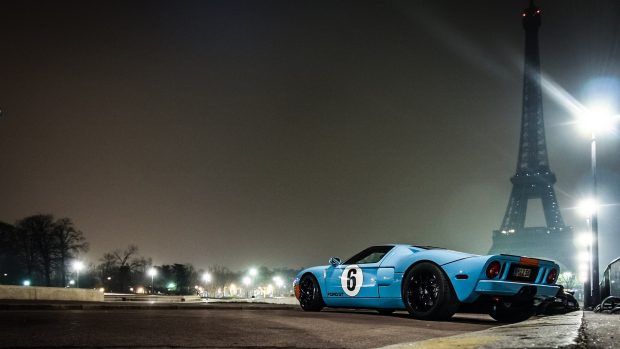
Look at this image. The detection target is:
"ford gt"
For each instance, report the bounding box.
[293,244,561,322]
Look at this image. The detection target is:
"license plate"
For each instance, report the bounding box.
[514,267,531,278]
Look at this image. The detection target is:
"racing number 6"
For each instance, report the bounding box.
[346,268,357,291]
[341,265,363,296]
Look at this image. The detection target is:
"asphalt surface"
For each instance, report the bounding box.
[0,306,498,348]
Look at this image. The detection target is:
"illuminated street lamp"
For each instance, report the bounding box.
[147,267,157,294]
[201,272,212,298]
[574,97,618,307]
[249,268,258,277]
[273,276,284,297]
[242,276,252,298]
[72,260,84,288]
[202,272,212,284]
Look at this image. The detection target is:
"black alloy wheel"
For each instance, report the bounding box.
[402,262,459,320]
[298,274,324,311]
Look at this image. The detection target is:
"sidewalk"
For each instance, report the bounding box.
[583,311,620,349]
[380,310,620,349]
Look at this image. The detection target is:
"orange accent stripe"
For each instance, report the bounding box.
[294,285,301,300]
[519,257,539,266]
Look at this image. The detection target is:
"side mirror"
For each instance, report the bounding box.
[329,257,342,266]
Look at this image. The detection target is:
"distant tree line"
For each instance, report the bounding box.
[1,213,300,295]
[0,214,88,287]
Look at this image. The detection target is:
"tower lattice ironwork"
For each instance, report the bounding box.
[489,1,574,270]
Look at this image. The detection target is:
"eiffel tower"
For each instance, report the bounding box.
[489,0,574,270]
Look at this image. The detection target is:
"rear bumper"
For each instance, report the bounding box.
[476,280,559,299]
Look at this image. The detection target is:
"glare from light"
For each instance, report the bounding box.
[577,199,598,217]
[577,251,591,263]
[147,267,157,277]
[249,268,258,277]
[202,272,212,283]
[23,280,31,286]
[242,276,252,286]
[273,276,284,288]
[560,271,573,279]
[578,262,589,272]
[229,283,237,295]
[576,101,617,136]
[574,232,593,247]
[69,280,75,285]
[99,287,105,293]
[167,282,176,289]
[538,75,618,135]
[578,271,589,283]
[72,260,85,272]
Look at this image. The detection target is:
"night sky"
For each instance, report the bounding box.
[1,0,619,271]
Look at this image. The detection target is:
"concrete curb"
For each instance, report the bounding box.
[378,311,583,349]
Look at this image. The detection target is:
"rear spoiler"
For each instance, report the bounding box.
[500,254,556,265]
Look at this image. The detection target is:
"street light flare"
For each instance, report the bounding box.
[574,232,593,247]
[576,101,618,136]
[577,199,598,218]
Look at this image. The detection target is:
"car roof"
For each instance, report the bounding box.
[374,244,444,250]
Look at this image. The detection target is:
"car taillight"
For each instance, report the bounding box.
[546,268,557,284]
[486,261,501,279]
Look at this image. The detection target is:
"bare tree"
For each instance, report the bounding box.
[54,217,89,286]
[113,244,139,268]
[16,215,56,286]
[97,245,151,292]
[5,221,39,282]
[207,265,240,296]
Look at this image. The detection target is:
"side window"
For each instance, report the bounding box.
[344,246,394,265]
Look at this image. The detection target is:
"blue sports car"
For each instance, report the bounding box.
[293,244,560,322]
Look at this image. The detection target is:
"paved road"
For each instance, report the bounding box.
[0,306,498,348]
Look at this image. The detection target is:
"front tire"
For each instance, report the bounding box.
[402,262,459,320]
[298,274,324,312]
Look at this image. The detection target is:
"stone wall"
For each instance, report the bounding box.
[0,285,104,302]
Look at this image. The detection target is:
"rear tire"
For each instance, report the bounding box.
[402,262,459,320]
[298,274,324,312]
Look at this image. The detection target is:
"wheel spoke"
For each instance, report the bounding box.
[407,270,440,312]
[299,278,315,307]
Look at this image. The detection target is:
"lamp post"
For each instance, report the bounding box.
[72,261,84,288]
[147,267,157,294]
[202,272,212,298]
[589,130,601,307]
[577,200,595,307]
[576,103,617,306]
